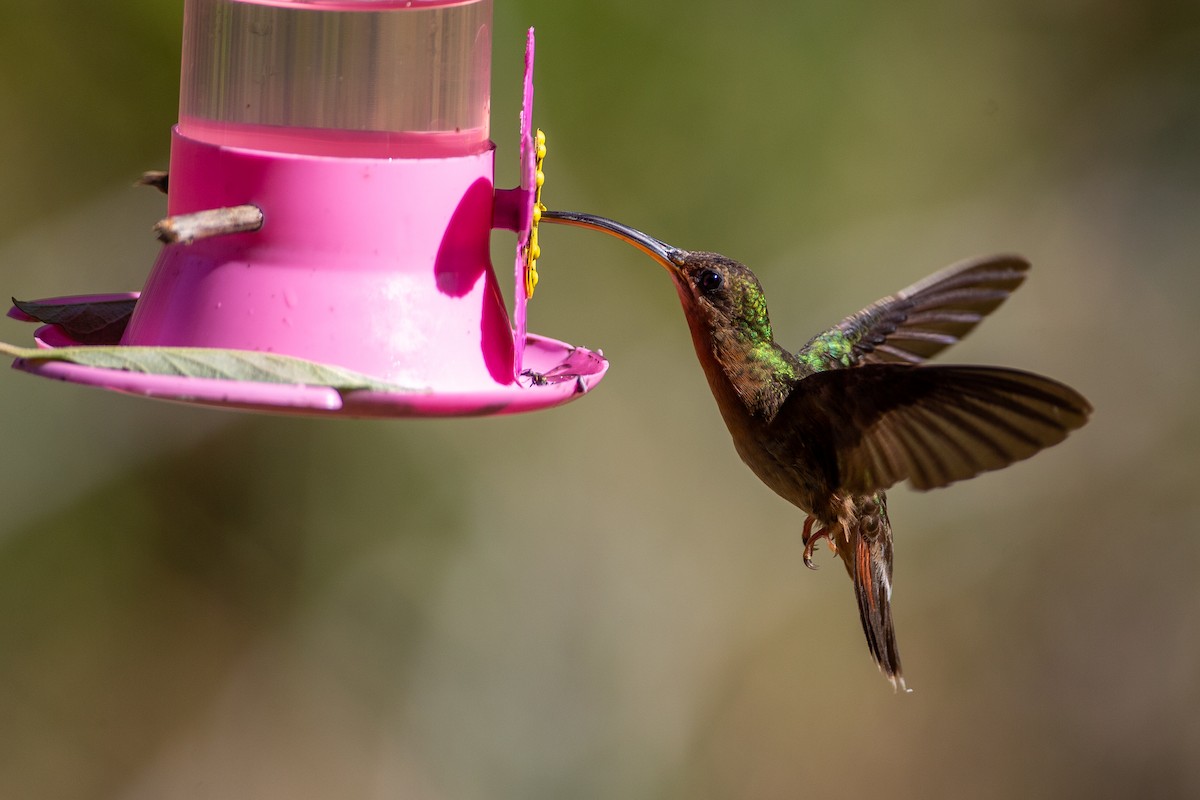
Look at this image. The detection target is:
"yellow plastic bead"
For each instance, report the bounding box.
[526,129,548,299]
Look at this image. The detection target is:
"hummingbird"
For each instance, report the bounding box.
[542,209,1091,691]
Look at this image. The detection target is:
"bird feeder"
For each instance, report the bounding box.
[5,0,607,417]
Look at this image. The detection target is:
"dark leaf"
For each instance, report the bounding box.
[11,297,137,345]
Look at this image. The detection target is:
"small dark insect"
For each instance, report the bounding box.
[521,345,606,393]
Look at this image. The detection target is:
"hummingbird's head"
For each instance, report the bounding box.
[664,251,773,340]
[540,210,773,341]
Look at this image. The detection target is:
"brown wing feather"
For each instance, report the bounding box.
[834,255,1030,365]
[772,364,1091,494]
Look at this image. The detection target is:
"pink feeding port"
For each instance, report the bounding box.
[9,0,607,417]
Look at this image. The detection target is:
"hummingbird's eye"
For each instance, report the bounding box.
[696,269,724,294]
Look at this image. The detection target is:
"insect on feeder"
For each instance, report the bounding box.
[6,0,607,416]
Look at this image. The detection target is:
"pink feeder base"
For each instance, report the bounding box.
[13,329,606,418]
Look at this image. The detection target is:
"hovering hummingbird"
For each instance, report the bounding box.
[543,209,1091,691]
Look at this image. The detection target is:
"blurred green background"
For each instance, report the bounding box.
[1,1,1198,798]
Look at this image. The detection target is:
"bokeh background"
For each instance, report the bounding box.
[2,1,1198,798]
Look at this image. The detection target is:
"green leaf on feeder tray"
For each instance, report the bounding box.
[11,297,137,345]
[0,342,411,393]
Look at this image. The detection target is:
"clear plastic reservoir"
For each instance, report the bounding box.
[179,0,493,158]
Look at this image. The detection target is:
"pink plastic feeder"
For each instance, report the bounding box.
[6,0,606,417]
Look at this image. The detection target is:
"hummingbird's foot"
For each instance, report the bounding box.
[802,515,835,570]
[802,515,818,546]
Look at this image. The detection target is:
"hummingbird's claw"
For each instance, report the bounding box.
[802,516,833,570]
[802,532,827,569]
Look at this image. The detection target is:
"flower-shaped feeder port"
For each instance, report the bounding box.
[5,1,606,418]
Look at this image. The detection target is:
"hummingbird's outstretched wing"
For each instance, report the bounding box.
[798,255,1029,369]
[769,364,1091,494]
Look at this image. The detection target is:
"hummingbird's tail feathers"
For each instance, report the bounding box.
[840,494,909,692]
[825,255,1030,367]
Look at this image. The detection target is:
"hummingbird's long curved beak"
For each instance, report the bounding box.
[541,210,686,275]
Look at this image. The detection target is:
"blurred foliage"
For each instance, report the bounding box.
[1,1,1199,798]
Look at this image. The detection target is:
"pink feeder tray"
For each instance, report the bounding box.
[6,1,606,418]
